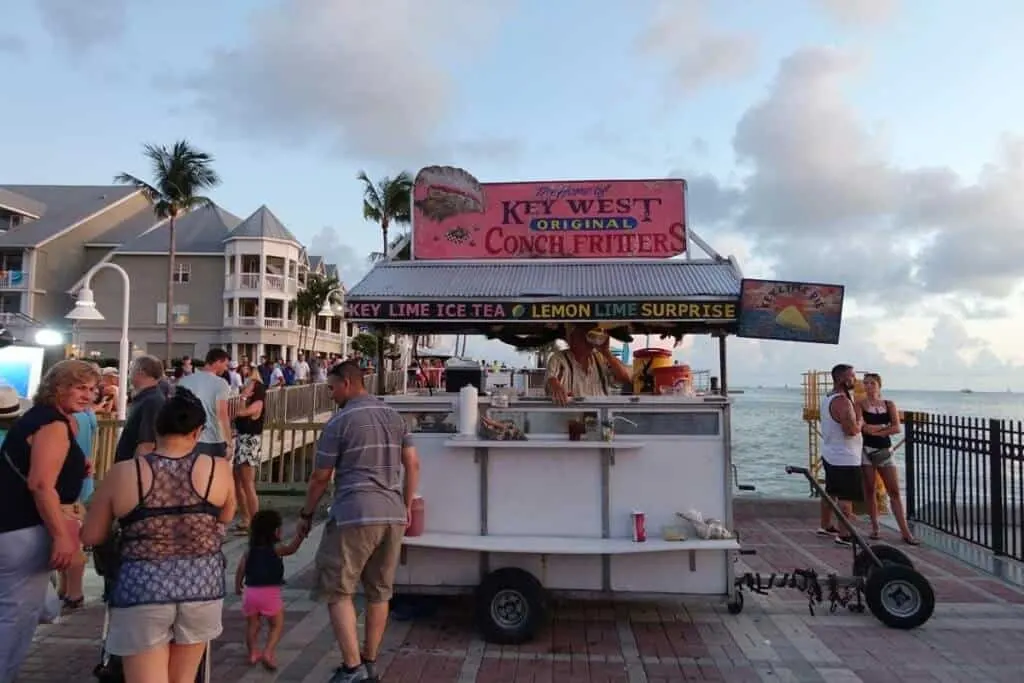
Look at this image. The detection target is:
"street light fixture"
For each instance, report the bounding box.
[317,287,344,317]
[65,263,130,422]
[316,286,349,358]
[33,329,65,346]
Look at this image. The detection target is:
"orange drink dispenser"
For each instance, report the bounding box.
[653,363,693,395]
[632,348,673,394]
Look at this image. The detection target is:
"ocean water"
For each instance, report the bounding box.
[731,388,1024,498]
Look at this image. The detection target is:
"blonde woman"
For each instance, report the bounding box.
[859,372,918,545]
[0,360,100,681]
[232,369,266,534]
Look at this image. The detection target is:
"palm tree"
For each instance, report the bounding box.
[293,288,318,351]
[358,170,413,393]
[297,274,342,355]
[358,170,413,256]
[115,141,220,357]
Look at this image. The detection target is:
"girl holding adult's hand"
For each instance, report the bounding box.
[0,360,100,681]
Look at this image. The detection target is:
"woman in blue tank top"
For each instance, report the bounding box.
[82,388,236,683]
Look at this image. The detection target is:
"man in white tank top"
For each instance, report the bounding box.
[817,363,864,546]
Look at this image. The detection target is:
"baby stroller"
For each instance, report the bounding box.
[92,537,211,683]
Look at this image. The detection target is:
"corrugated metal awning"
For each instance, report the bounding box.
[347,259,741,300]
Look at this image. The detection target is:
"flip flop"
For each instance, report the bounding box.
[248,650,262,665]
[902,537,921,546]
[869,532,881,540]
[261,653,278,671]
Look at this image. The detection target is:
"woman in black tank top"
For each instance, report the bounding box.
[858,373,918,545]
[0,360,100,681]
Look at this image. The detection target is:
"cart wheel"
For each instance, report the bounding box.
[727,591,744,615]
[864,564,935,629]
[475,567,548,644]
[853,544,914,578]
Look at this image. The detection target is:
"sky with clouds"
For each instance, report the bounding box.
[2,0,1024,390]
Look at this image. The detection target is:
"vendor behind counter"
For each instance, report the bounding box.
[544,324,632,406]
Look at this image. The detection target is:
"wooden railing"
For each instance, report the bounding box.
[91,372,405,481]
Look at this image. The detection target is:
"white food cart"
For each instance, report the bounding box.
[344,253,748,644]
[340,165,821,643]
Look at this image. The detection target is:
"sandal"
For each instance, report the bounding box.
[261,653,278,671]
[248,650,262,665]
[902,537,921,546]
[869,531,881,540]
[62,596,85,610]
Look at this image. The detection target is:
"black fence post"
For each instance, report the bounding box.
[989,418,1005,557]
[904,411,916,519]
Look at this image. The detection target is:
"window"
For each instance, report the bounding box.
[608,411,720,436]
[157,303,190,324]
[173,263,191,283]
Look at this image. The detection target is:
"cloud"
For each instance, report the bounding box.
[185,0,513,163]
[908,138,1024,296]
[0,34,27,54]
[673,171,743,228]
[677,46,1024,307]
[635,0,758,94]
[33,0,127,54]
[815,0,901,26]
[307,226,371,288]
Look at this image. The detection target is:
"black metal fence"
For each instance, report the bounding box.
[905,412,1024,562]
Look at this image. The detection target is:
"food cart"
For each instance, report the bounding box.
[342,167,842,643]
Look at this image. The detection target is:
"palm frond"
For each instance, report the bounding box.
[357,171,383,215]
[382,171,413,226]
[363,203,382,223]
[120,140,221,214]
[113,173,162,203]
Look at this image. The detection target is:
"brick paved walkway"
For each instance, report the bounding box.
[17,501,1024,682]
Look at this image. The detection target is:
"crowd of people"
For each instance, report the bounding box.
[0,349,420,683]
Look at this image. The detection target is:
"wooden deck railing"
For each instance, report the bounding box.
[90,371,406,481]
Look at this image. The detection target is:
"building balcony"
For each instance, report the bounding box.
[225,316,296,330]
[226,273,298,295]
[0,270,28,290]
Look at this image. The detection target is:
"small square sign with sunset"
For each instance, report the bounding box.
[736,279,845,345]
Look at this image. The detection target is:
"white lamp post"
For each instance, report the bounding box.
[317,287,348,357]
[65,263,130,422]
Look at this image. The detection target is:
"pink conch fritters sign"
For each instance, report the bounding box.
[411,166,687,260]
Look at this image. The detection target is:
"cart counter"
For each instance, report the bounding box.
[386,395,736,596]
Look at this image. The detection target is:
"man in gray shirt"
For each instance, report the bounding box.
[176,347,232,459]
[298,361,420,683]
